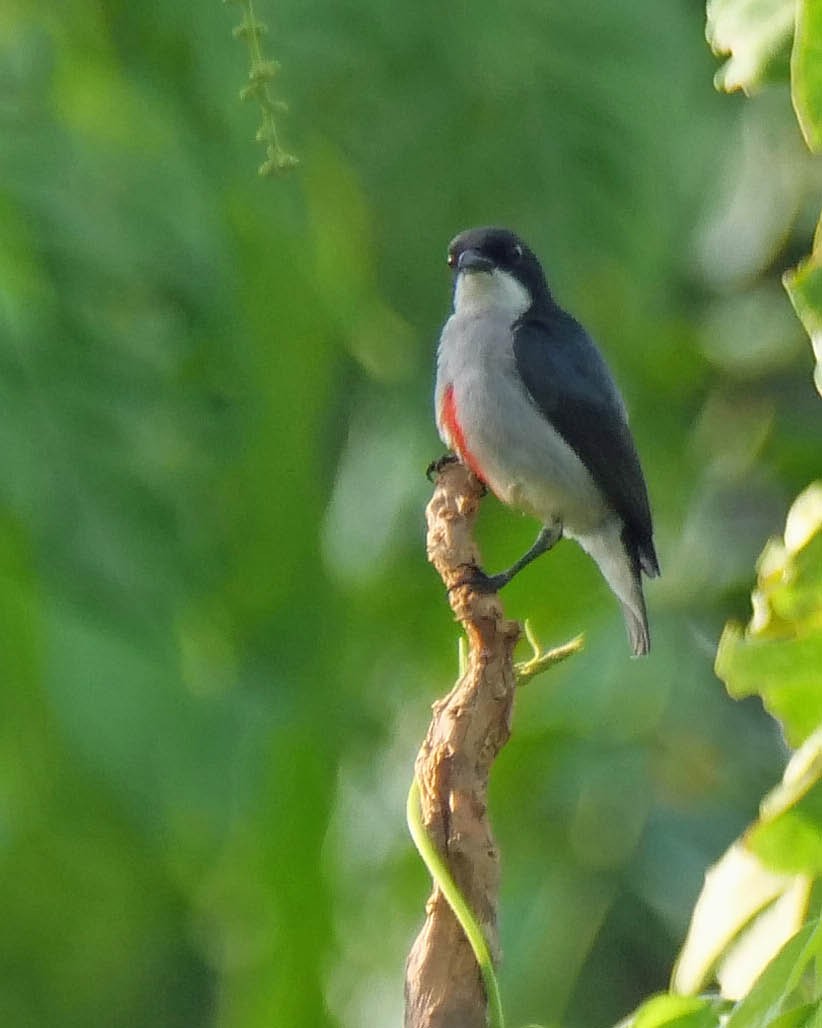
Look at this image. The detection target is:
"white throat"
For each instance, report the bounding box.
[453,268,531,321]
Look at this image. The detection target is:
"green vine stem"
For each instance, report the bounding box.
[225,0,298,176]
[407,777,506,1028]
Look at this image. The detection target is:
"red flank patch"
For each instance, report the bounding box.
[440,384,486,483]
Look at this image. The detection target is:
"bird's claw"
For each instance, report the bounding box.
[426,454,489,496]
[426,453,459,481]
[448,565,505,595]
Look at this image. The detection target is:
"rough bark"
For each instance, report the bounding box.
[404,460,521,1028]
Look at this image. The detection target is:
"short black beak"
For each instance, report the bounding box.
[457,249,494,274]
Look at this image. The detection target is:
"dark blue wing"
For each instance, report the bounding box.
[513,308,659,577]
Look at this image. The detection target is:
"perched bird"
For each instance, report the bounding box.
[434,226,660,655]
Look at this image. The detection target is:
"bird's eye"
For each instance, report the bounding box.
[447,251,457,268]
[511,244,523,261]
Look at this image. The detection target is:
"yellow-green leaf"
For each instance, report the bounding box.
[792,0,822,151]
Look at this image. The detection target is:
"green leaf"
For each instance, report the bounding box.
[792,0,822,151]
[716,628,822,747]
[784,220,822,397]
[706,0,795,93]
[748,729,822,874]
[766,1006,822,1028]
[726,918,822,1028]
[679,488,822,998]
[715,484,822,746]
[624,993,722,1028]
[674,692,822,1001]
[765,1004,822,1028]
[672,840,811,997]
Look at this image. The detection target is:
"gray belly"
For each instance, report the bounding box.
[436,311,610,535]
[453,367,608,535]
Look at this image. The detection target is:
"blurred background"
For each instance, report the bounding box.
[1,1,820,1026]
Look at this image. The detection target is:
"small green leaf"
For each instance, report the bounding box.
[792,0,822,151]
[716,629,822,747]
[625,994,722,1028]
[706,0,795,94]
[749,784,822,873]
[748,729,822,874]
[784,221,822,397]
[765,534,822,627]
[258,152,298,176]
[715,483,822,746]
[239,82,263,102]
[249,60,281,82]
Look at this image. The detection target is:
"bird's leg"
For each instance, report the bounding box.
[485,521,562,590]
[455,521,562,594]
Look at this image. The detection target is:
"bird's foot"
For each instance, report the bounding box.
[447,522,562,596]
[426,453,488,495]
[426,453,459,482]
[448,565,511,595]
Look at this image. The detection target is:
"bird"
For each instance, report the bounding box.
[434,226,660,656]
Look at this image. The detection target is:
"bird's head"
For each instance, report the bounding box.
[446,227,550,319]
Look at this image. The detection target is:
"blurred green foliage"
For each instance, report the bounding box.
[640,487,822,1025]
[622,7,822,1026]
[0,1,819,1027]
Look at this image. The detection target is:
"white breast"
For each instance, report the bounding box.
[453,267,531,320]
